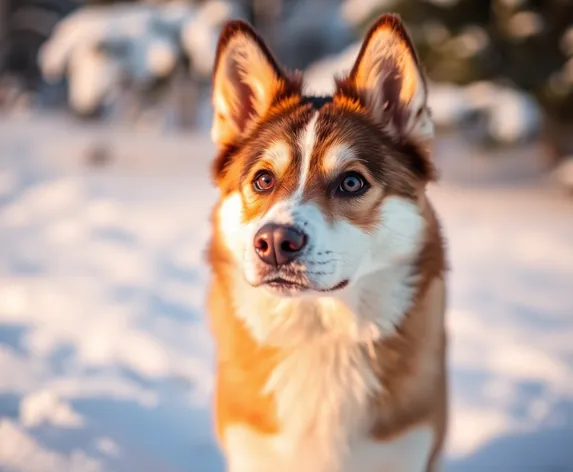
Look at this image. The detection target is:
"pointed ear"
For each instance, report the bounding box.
[211,20,291,147]
[340,14,433,146]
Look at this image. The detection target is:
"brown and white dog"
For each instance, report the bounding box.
[206,13,448,472]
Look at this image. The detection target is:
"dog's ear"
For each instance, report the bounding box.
[211,20,290,147]
[339,14,433,147]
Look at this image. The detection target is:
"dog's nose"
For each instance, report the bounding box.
[254,224,307,267]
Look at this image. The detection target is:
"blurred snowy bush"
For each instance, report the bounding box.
[431,81,541,145]
[38,1,240,117]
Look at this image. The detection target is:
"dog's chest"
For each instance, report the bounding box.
[224,422,433,472]
[222,338,433,472]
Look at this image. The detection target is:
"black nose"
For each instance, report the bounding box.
[254,224,307,267]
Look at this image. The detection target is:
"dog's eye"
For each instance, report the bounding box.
[337,172,368,195]
[253,171,275,192]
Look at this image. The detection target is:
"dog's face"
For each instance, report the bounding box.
[211,15,435,300]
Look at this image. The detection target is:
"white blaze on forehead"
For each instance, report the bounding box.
[263,140,292,175]
[322,144,356,175]
[295,112,319,197]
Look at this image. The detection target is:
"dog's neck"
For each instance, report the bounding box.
[220,258,421,467]
[230,259,418,349]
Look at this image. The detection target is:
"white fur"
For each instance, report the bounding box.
[322,144,356,174]
[217,192,424,342]
[225,423,434,472]
[216,116,429,472]
[217,192,426,470]
[213,18,445,472]
[343,426,434,472]
[295,112,319,197]
[263,141,291,175]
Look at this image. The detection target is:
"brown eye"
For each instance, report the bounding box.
[338,172,367,195]
[253,171,275,192]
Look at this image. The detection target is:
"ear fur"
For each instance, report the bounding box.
[337,14,433,148]
[211,20,298,147]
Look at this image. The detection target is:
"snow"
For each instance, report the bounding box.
[20,391,85,429]
[483,85,541,144]
[274,0,354,70]
[0,420,103,472]
[95,437,120,457]
[38,1,239,115]
[304,43,361,94]
[427,83,477,128]
[1,115,572,471]
[340,0,396,27]
[180,0,240,77]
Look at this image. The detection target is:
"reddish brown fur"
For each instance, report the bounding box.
[208,265,281,440]
[368,201,447,467]
[213,96,435,232]
[345,14,426,93]
[208,198,448,464]
[207,13,448,471]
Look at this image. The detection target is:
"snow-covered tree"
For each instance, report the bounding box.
[38,0,241,118]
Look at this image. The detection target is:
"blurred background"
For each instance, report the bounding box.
[0,0,572,471]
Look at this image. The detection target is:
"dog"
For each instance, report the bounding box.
[206,13,448,472]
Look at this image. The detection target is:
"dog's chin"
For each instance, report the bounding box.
[252,277,350,298]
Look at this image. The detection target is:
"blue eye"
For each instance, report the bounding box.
[337,172,367,195]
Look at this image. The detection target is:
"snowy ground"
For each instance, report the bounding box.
[0,115,572,472]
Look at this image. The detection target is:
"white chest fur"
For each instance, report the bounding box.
[224,423,433,472]
[222,332,433,472]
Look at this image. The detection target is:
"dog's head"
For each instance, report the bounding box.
[210,14,434,303]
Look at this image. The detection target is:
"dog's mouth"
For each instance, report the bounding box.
[266,277,309,293]
[262,277,349,294]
